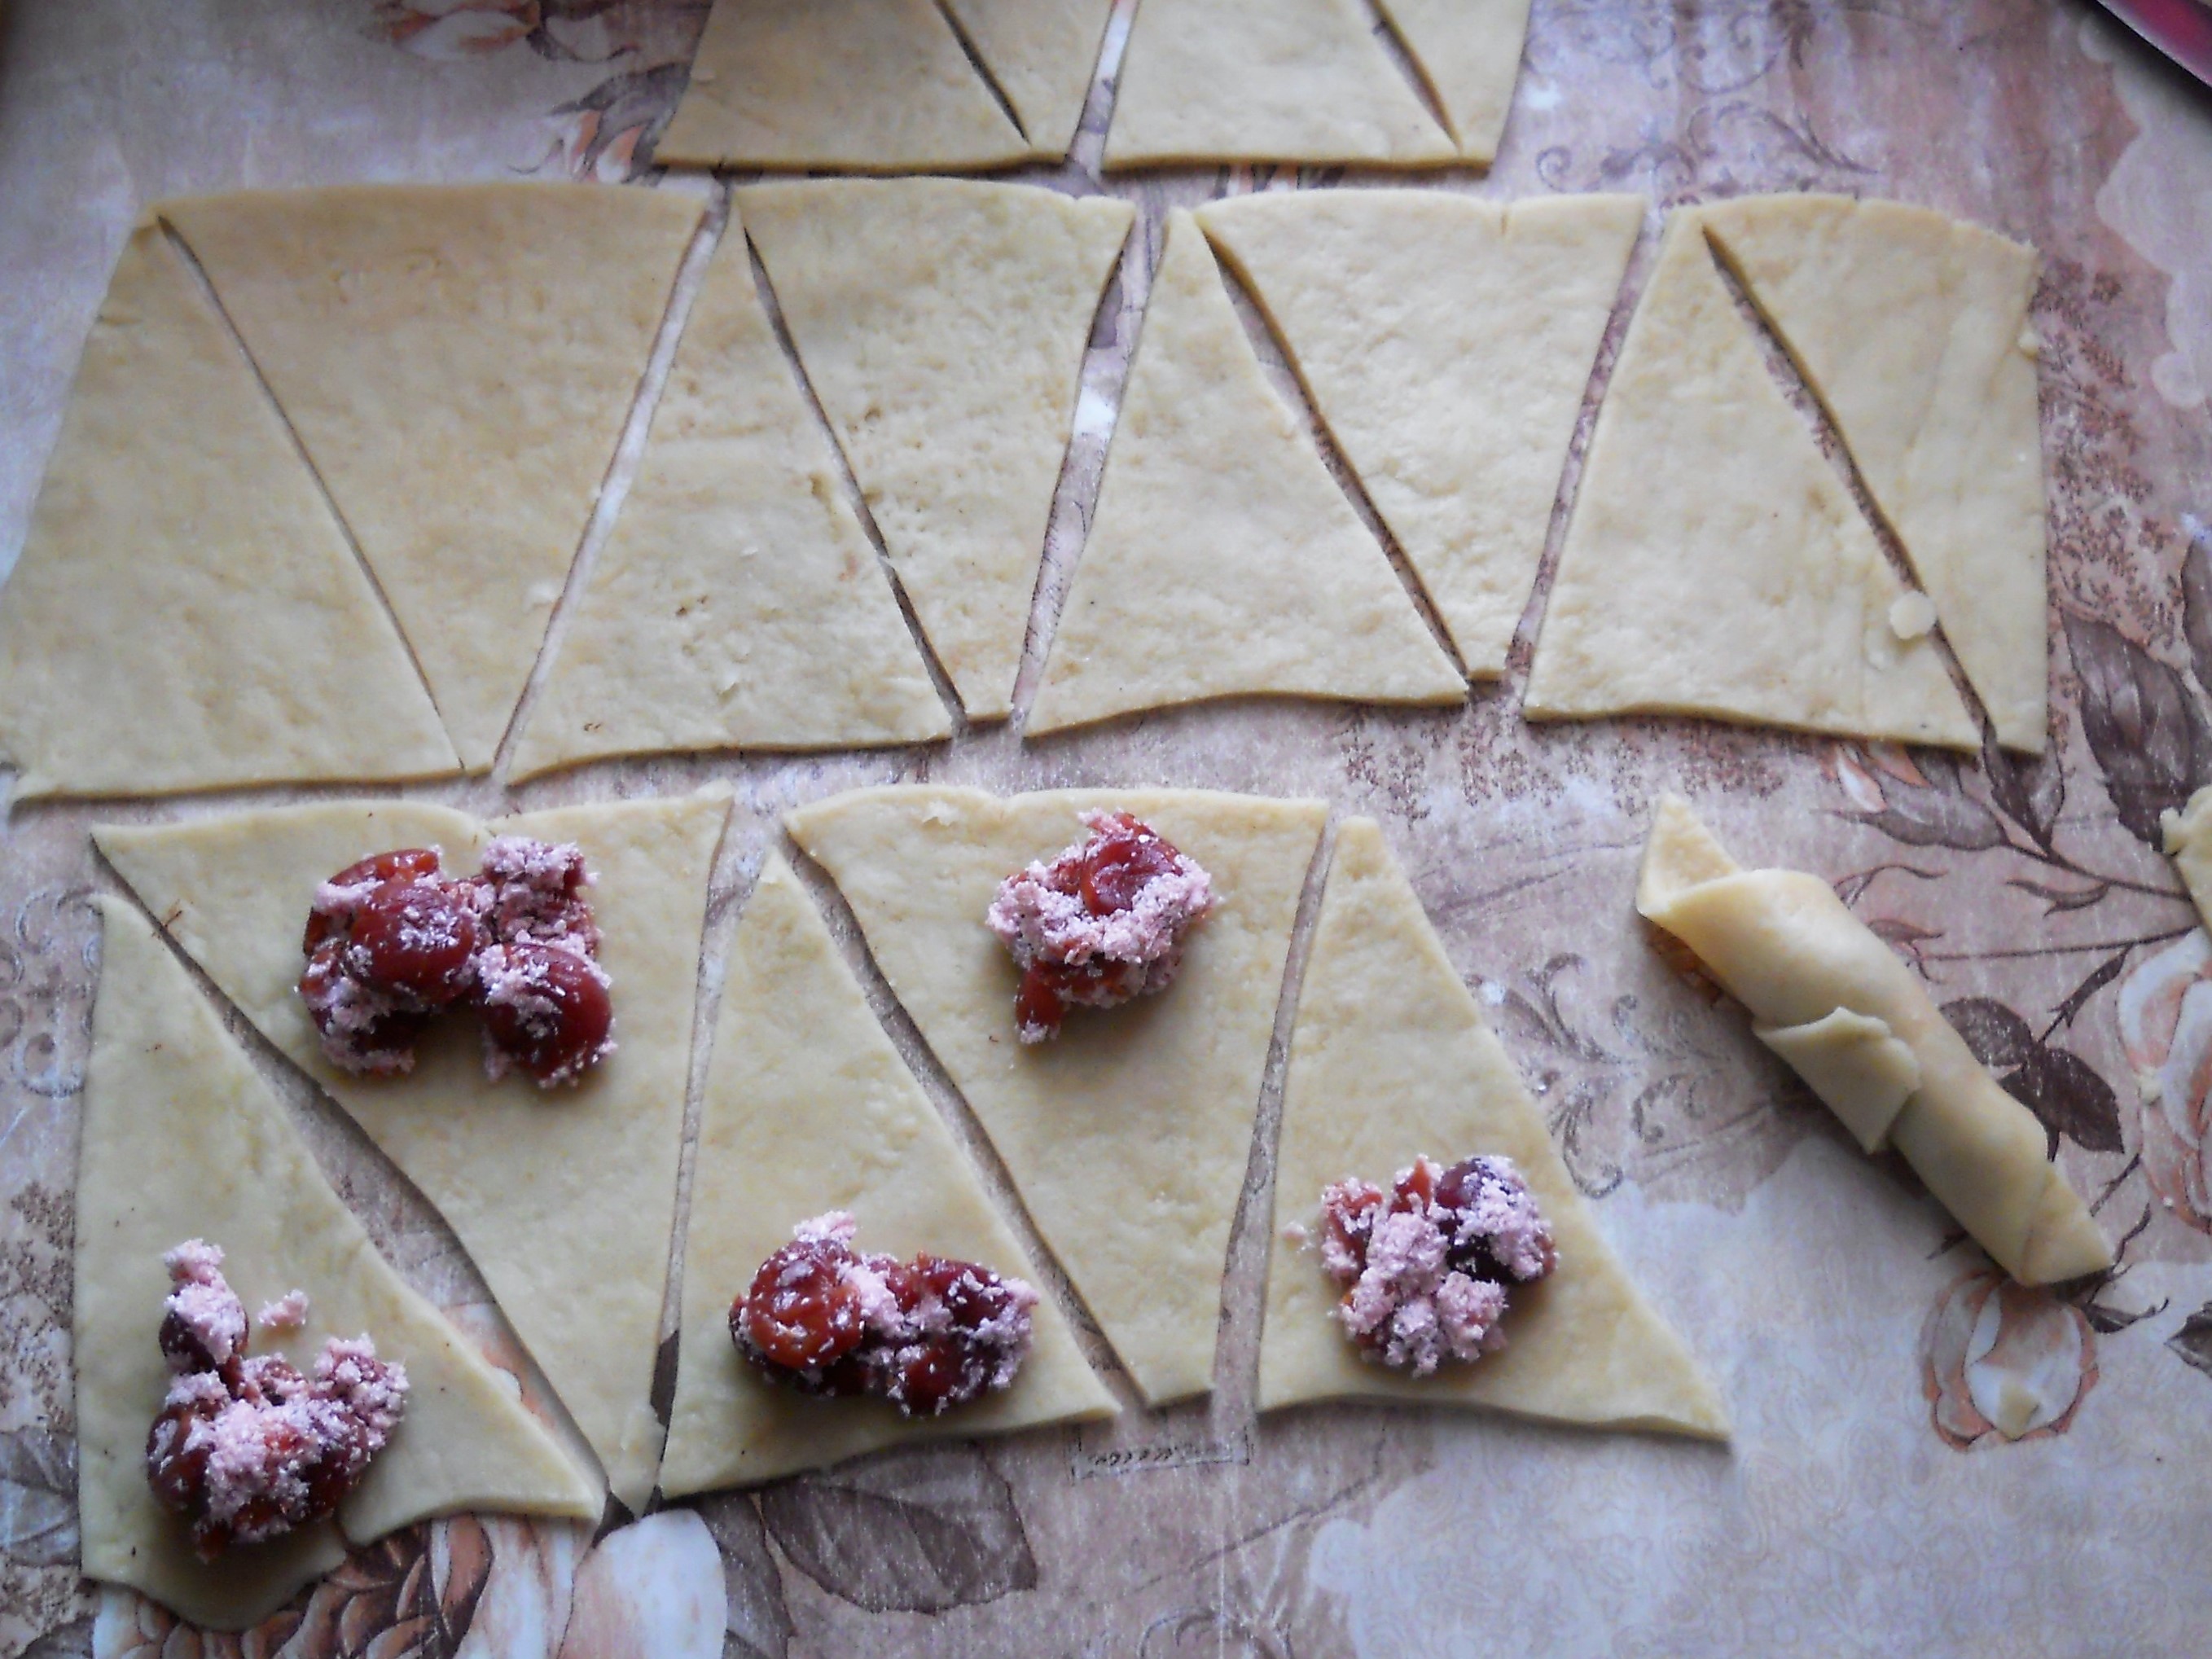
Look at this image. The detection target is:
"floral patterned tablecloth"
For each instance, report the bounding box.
[2,2,2211,1655]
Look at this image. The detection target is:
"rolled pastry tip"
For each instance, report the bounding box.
[1636,796,2112,1286]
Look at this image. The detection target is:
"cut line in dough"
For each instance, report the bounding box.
[0,220,459,800]
[1104,0,1456,169]
[656,0,1029,173]
[161,184,704,770]
[1701,194,2049,753]
[1523,209,1978,750]
[77,900,600,1631]
[1637,797,2111,1286]
[943,0,1113,159]
[660,853,1114,1495]
[786,785,1328,1406]
[509,206,950,780]
[1260,819,1729,1437]
[1198,189,1642,677]
[1374,0,1534,162]
[1028,209,1464,735]
[740,179,1132,722]
[97,792,728,1511]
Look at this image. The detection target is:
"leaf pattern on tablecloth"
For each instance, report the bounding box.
[757,1445,1036,1614]
[0,1427,77,1569]
[2064,612,2212,846]
[1943,998,2124,1153]
[691,1494,793,1659]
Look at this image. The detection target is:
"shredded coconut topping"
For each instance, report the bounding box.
[1313,1155,1556,1378]
[145,1240,408,1559]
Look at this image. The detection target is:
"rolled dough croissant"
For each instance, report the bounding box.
[1637,797,2110,1285]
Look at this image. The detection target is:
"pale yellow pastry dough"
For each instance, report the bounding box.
[1029,210,1464,735]
[660,854,1114,1495]
[1261,819,1728,1436]
[740,181,1132,721]
[1375,0,1534,162]
[510,214,949,780]
[0,222,457,800]
[1198,190,1641,676]
[786,786,1327,1404]
[1104,0,1455,168]
[77,901,599,1630]
[1523,211,1977,750]
[161,185,703,770]
[2162,786,2212,930]
[943,0,1112,158]
[1701,195,2049,753]
[656,0,1028,172]
[97,793,727,1510]
[1637,797,2111,1285]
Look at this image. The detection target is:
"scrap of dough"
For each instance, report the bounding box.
[1637,797,2111,1285]
[97,793,727,1510]
[161,184,704,770]
[944,0,1112,158]
[657,0,1028,172]
[77,901,599,1631]
[0,221,457,800]
[786,786,1327,1404]
[1756,1009,1922,1154]
[510,213,950,780]
[661,854,1115,1494]
[2162,786,2212,931]
[1375,0,1534,161]
[1104,0,1455,168]
[1261,819,1728,1436]
[1029,210,1463,735]
[1523,211,1977,750]
[740,180,1132,720]
[1198,190,1641,676]
[1701,195,2049,753]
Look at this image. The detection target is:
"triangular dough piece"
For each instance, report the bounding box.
[0,222,457,800]
[161,185,704,769]
[741,180,1132,721]
[787,786,1327,1405]
[77,901,600,1631]
[1375,0,1534,162]
[1029,211,1463,735]
[1260,820,1728,1436]
[510,216,950,780]
[1199,190,1640,676]
[661,854,1115,1495]
[943,0,1112,159]
[1104,0,1455,168]
[656,0,1028,172]
[1523,212,1977,749]
[1700,195,2049,753]
[97,793,727,1512]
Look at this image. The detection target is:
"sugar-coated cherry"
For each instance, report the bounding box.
[343,880,479,1007]
[735,1237,867,1372]
[479,946,613,1085]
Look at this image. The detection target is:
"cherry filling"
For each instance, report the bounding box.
[1314,1154,1558,1378]
[145,1241,407,1560]
[731,1214,1038,1418]
[296,840,613,1088]
[985,810,1216,1043]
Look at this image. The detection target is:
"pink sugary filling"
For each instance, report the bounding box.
[256,1290,310,1333]
[303,838,608,1083]
[1314,1156,1558,1379]
[985,810,1216,1043]
[476,836,600,955]
[740,1212,1039,1416]
[149,1240,408,1556]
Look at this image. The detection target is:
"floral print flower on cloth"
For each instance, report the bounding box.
[2119,929,2212,1233]
[1920,1267,2098,1447]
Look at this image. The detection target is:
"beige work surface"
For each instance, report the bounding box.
[2,4,2210,1656]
